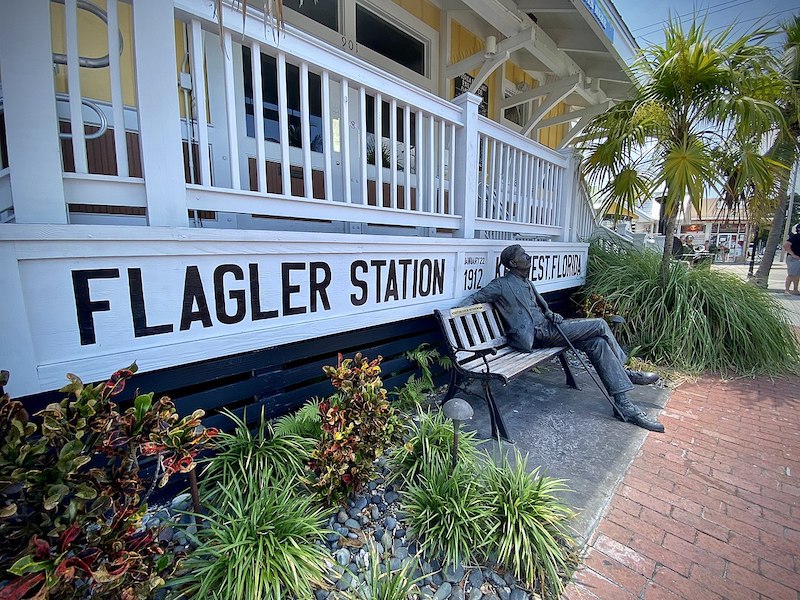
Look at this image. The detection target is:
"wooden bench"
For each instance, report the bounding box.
[434,303,580,442]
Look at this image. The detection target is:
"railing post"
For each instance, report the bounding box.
[132,0,189,226]
[0,0,67,224]
[559,149,581,242]
[452,93,481,239]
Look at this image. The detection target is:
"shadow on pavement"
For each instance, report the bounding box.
[453,360,671,544]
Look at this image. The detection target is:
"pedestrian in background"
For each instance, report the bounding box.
[784,223,800,295]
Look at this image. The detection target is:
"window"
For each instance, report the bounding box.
[281,0,437,91]
[355,4,425,76]
[283,0,338,31]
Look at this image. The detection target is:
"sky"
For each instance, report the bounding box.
[611,0,799,49]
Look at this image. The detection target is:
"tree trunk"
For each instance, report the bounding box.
[753,173,790,287]
[660,204,679,288]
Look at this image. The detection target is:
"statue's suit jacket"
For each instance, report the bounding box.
[459,273,551,351]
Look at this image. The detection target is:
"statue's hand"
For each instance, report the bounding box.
[545,311,564,324]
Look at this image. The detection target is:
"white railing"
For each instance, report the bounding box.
[1,0,584,239]
[475,116,568,238]
[571,170,598,241]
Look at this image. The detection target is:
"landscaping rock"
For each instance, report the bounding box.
[467,589,483,600]
[334,549,350,566]
[344,518,361,530]
[337,510,348,524]
[509,589,528,600]
[468,569,484,588]
[444,564,465,583]
[433,582,452,600]
[383,516,397,530]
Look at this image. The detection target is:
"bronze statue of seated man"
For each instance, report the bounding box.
[459,244,664,432]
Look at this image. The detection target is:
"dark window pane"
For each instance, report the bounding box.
[355,4,425,76]
[284,0,339,31]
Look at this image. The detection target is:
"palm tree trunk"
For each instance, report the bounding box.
[660,205,679,288]
[753,167,791,287]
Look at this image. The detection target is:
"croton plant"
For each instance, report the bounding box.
[0,365,218,599]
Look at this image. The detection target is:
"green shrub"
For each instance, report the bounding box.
[402,457,493,568]
[273,398,323,440]
[199,408,314,503]
[391,344,452,411]
[310,353,404,503]
[580,243,800,374]
[0,365,217,599]
[388,407,480,484]
[484,449,575,597]
[169,472,331,600]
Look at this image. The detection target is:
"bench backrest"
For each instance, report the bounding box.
[435,303,508,363]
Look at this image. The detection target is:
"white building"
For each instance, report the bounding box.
[0,0,637,424]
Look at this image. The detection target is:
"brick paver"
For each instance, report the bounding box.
[563,376,800,600]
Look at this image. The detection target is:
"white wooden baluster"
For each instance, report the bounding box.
[501,143,510,220]
[251,41,266,193]
[190,19,211,186]
[375,93,383,208]
[488,138,497,219]
[277,53,291,195]
[510,148,518,222]
[403,105,411,210]
[479,134,488,218]
[448,123,455,215]
[415,109,423,211]
[426,116,435,213]
[321,71,333,201]
[342,79,353,202]
[300,62,313,199]
[358,85,367,205]
[65,0,88,174]
[107,0,128,177]
[438,119,445,215]
[389,98,397,209]
[222,31,240,189]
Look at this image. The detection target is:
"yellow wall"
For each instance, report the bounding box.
[392,0,441,30]
[50,0,137,107]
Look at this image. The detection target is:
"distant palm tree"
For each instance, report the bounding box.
[753,15,800,287]
[580,17,784,287]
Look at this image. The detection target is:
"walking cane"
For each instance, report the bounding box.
[550,319,628,423]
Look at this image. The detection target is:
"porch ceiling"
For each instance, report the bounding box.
[448,0,637,102]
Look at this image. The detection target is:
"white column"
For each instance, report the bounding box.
[132,0,189,226]
[452,93,481,238]
[0,0,67,224]
[560,149,580,242]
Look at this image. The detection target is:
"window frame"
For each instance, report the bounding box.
[281,0,439,92]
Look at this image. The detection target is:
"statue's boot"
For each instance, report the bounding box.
[624,369,660,385]
[612,393,665,433]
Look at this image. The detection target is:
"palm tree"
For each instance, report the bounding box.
[580,17,784,287]
[752,16,800,287]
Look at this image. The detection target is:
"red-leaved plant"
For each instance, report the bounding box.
[0,364,218,599]
[309,353,403,504]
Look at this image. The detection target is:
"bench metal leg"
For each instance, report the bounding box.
[558,353,581,390]
[484,381,512,443]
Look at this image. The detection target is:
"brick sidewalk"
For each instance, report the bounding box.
[563,376,800,600]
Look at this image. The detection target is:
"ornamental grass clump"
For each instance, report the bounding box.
[343,542,424,600]
[484,449,576,598]
[169,469,331,600]
[580,242,800,374]
[388,407,481,484]
[402,457,493,568]
[198,408,313,503]
[310,353,404,503]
